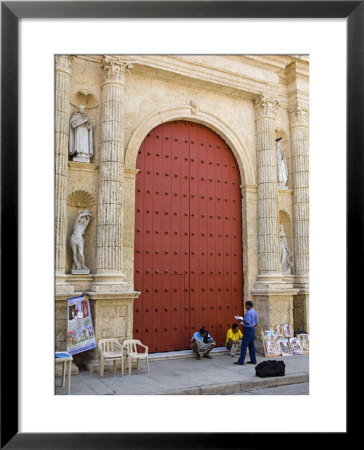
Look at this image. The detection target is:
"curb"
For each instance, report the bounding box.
[161,372,309,395]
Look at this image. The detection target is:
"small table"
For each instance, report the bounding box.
[55,353,73,395]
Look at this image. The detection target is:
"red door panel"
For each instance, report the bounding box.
[134,121,243,352]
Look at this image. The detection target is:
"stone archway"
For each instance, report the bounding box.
[124,107,255,186]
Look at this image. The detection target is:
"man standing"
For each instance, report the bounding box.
[190,328,216,360]
[234,301,258,366]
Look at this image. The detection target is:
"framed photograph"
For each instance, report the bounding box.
[298,333,309,353]
[278,337,292,357]
[1,0,355,445]
[262,330,281,357]
[289,337,303,355]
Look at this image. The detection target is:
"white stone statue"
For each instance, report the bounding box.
[276,138,288,188]
[70,210,92,274]
[69,105,93,162]
[280,225,293,275]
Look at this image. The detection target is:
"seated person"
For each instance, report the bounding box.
[190,328,216,360]
[226,323,243,356]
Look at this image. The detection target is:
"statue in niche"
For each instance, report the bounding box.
[276,137,288,188]
[280,225,293,275]
[70,210,92,274]
[69,105,93,162]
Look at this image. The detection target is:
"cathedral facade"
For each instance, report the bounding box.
[55,55,309,367]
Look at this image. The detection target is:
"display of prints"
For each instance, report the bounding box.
[283,324,292,337]
[278,337,292,356]
[67,295,96,355]
[298,334,309,352]
[263,330,281,356]
[289,337,303,355]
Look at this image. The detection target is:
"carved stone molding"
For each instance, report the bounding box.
[71,89,98,109]
[55,55,74,75]
[254,94,280,119]
[67,190,96,208]
[124,168,140,180]
[288,103,309,127]
[101,56,133,84]
[240,183,258,196]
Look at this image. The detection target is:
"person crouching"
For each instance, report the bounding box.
[190,328,216,360]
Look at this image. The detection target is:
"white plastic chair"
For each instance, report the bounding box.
[98,339,124,377]
[123,339,149,375]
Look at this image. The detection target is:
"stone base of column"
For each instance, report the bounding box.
[81,291,141,372]
[254,273,295,290]
[65,274,93,293]
[294,275,309,290]
[55,274,76,295]
[293,289,309,334]
[251,288,299,353]
[90,273,129,293]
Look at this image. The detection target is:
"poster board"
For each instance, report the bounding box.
[298,334,310,354]
[278,337,292,356]
[289,337,303,355]
[67,295,97,355]
[275,324,294,338]
[261,331,281,358]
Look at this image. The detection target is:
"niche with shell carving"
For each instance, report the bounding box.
[67,189,96,209]
[71,90,98,109]
[279,209,294,274]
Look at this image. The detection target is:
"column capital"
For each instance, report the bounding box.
[55,55,74,75]
[101,56,133,84]
[254,94,280,120]
[288,103,309,127]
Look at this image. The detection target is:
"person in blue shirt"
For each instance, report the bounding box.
[190,328,216,360]
[234,300,258,366]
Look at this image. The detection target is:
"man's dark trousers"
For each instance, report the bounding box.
[237,327,256,365]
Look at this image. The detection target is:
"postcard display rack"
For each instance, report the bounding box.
[262,325,309,358]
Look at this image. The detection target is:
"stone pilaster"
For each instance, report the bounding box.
[254,95,282,285]
[55,55,75,293]
[289,103,309,285]
[92,56,131,291]
[123,168,140,289]
[240,183,259,299]
[289,103,309,333]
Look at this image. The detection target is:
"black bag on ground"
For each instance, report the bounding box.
[255,360,285,378]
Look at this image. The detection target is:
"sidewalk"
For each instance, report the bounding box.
[55,349,309,395]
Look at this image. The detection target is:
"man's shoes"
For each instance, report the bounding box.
[233,362,244,365]
[230,353,235,357]
[203,354,212,359]
[196,354,200,360]
[247,361,256,364]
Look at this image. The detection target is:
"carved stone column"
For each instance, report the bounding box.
[92,56,130,291]
[289,103,309,283]
[289,103,309,333]
[254,95,282,283]
[55,55,74,289]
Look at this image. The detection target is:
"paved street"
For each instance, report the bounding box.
[230,382,309,395]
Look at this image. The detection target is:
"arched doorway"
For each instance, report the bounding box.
[133,120,243,352]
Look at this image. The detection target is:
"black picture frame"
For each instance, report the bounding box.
[1,1,355,447]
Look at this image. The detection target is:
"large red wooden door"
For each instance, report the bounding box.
[134,121,243,352]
